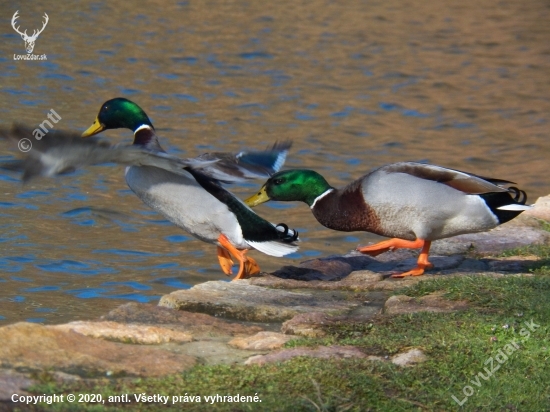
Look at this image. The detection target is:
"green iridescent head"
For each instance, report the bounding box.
[245,169,332,207]
[82,98,154,137]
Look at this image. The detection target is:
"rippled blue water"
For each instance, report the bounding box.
[0,0,548,325]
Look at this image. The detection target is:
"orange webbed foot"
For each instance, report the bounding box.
[388,240,433,279]
[217,246,234,276]
[358,238,435,279]
[390,262,433,278]
[243,255,261,278]
[217,234,262,281]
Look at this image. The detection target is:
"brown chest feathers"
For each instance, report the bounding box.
[311,179,383,233]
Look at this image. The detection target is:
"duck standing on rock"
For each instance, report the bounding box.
[245,163,531,278]
[1,98,299,280]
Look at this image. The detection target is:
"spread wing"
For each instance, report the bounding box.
[0,124,214,182]
[0,124,291,184]
[192,140,292,182]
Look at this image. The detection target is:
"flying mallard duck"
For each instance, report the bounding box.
[1,98,299,279]
[245,163,530,278]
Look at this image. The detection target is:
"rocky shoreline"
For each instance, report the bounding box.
[1,195,549,402]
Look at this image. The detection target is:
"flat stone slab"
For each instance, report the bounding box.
[0,322,196,377]
[53,321,193,344]
[281,312,335,338]
[248,254,536,295]
[487,255,542,272]
[250,271,384,290]
[229,332,297,350]
[102,302,264,339]
[159,281,365,322]
[267,253,465,282]
[280,309,386,338]
[432,220,549,255]
[384,292,470,315]
[0,369,33,401]
[174,341,261,365]
[523,195,550,221]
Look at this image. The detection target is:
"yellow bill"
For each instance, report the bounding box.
[244,186,271,207]
[81,117,105,137]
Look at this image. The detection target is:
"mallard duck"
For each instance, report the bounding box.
[245,163,531,277]
[1,98,299,280]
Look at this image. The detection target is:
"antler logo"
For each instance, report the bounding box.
[11,10,49,54]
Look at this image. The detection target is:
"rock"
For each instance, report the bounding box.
[159,281,363,322]
[392,255,464,274]
[523,195,550,221]
[430,239,473,255]
[174,341,260,365]
[50,371,82,382]
[250,271,383,290]
[434,223,549,255]
[228,332,297,350]
[456,258,489,271]
[487,255,541,272]
[53,321,193,344]
[340,271,384,283]
[244,344,427,367]
[281,312,332,338]
[102,302,263,338]
[245,345,367,365]
[371,276,427,291]
[270,253,465,281]
[391,348,427,367]
[270,255,382,281]
[0,322,196,377]
[271,258,355,281]
[0,369,33,401]
[280,308,383,338]
[384,292,469,315]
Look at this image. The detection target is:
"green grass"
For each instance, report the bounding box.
[22,245,550,411]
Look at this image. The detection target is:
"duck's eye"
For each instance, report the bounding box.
[273,179,283,185]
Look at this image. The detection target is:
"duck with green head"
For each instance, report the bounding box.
[245,164,530,278]
[78,97,298,279]
[82,97,161,151]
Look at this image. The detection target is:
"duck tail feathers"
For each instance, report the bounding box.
[247,240,298,257]
[497,204,532,211]
[245,222,299,257]
[495,186,531,211]
[506,186,527,204]
[274,223,299,242]
[479,186,530,224]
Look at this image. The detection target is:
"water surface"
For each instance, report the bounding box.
[0,0,549,325]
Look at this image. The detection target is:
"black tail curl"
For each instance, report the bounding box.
[507,186,527,204]
[275,223,299,242]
